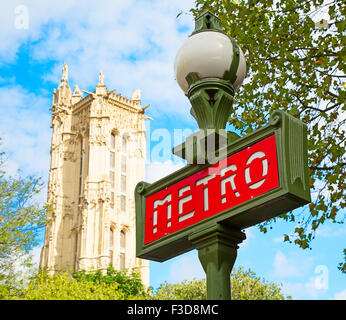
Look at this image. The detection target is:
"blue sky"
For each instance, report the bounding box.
[0,0,344,299]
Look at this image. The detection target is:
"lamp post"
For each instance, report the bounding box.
[134,10,310,302]
[173,11,246,164]
[174,11,246,131]
[174,11,248,299]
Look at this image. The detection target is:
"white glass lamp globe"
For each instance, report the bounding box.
[174,31,246,94]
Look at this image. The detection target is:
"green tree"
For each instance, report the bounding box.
[72,264,150,299]
[0,141,46,295]
[231,267,290,300]
[190,0,345,271]
[7,265,287,300]
[154,279,207,300]
[24,271,125,300]
[154,267,290,300]
[0,252,37,299]
[22,265,150,300]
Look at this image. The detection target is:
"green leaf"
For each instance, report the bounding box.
[192,0,345,273]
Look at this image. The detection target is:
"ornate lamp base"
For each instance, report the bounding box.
[172,129,239,165]
[186,73,235,131]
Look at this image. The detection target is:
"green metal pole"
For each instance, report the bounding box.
[179,14,244,298]
[189,224,246,300]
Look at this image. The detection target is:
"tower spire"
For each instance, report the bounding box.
[61,62,68,83]
[98,72,105,86]
[53,62,72,108]
[96,71,107,95]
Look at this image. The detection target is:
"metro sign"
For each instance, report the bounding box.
[135,111,310,262]
[145,135,278,244]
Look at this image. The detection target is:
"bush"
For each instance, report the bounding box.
[72,264,150,299]
[154,279,206,300]
[231,267,290,300]
[153,267,290,300]
[0,285,10,300]
[24,271,125,300]
[4,265,289,300]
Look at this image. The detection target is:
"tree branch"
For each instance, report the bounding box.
[311,163,346,171]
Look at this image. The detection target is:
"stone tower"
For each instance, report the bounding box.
[40,63,149,286]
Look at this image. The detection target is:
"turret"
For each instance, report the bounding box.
[53,62,72,109]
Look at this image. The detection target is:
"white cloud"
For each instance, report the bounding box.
[315,225,346,238]
[334,289,346,300]
[5,245,42,288]
[0,0,197,207]
[238,226,255,250]
[0,0,196,117]
[272,251,301,278]
[30,245,43,268]
[273,235,285,243]
[281,276,326,299]
[0,84,51,178]
[270,251,334,299]
[272,250,316,278]
[145,160,185,184]
[168,251,205,283]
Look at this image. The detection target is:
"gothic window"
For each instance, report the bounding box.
[120,135,127,214]
[120,230,126,270]
[122,135,127,153]
[121,174,126,192]
[78,139,83,204]
[111,132,116,149]
[109,228,114,262]
[110,151,115,169]
[110,171,115,189]
[74,231,79,269]
[121,195,126,213]
[110,133,116,203]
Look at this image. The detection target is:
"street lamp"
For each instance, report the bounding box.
[135,10,310,302]
[174,10,246,131]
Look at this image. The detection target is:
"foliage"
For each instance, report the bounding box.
[154,267,290,300]
[191,0,345,271]
[1,264,150,300]
[24,270,125,300]
[154,278,207,300]
[0,140,46,289]
[0,253,37,299]
[1,265,288,300]
[72,264,151,299]
[338,249,346,273]
[0,284,11,300]
[231,267,289,300]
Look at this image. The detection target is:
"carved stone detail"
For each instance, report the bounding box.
[40,64,149,287]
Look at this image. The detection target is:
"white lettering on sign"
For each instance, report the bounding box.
[245,151,268,189]
[178,185,195,222]
[144,134,279,244]
[153,194,171,233]
[220,164,239,203]
[195,173,216,211]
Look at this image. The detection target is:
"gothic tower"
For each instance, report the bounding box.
[40,63,149,286]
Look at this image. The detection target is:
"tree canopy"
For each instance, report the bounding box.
[190,0,345,272]
[0,142,46,289]
[24,271,126,300]
[1,265,289,300]
[72,265,149,299]
[154,267,290,300]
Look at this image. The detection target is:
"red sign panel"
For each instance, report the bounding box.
[145,135,279,244]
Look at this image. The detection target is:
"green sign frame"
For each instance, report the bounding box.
[135,110,310,262]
